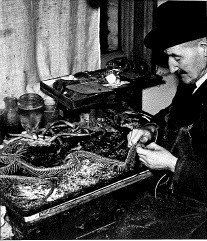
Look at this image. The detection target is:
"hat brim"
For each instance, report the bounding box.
[144,21,207,50]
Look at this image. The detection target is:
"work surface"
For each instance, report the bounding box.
[4,172,207,240]
[83,193,207,239]
[4,171,153,239]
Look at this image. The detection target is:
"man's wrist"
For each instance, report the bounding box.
[168,156,178,172]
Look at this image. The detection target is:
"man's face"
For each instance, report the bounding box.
[164,41,207,84]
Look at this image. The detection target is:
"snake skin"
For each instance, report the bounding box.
[0,132,138,208]
[0,139,136,178]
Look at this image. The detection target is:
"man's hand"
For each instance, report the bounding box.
[127,128,152,147]
[136,142,177,172]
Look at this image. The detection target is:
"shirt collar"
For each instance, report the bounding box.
[193,72,207,93]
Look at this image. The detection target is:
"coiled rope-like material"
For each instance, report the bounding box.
[0,140,137,203]
[0,138,137,180]
[0,145,136,178]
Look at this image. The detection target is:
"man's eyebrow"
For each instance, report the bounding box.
[165,52,181,57]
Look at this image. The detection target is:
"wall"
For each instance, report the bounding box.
[158,0,168,7]
[142,68,178,115]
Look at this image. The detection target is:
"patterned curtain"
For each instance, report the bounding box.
[0,0,100,108]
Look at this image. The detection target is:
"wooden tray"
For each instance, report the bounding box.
[3,171,152,224]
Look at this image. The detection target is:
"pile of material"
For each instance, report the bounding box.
[0,110,151,211]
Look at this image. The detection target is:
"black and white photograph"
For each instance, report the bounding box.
[0,0,207,239]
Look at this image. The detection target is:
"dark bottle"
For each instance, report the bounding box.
[0,110,5,144]
[3,96,20,135]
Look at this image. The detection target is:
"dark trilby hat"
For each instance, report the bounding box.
[144,1,207,50]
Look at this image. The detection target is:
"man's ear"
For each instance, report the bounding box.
[200,40,207,57]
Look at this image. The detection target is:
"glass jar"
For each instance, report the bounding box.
[18,93,44,134]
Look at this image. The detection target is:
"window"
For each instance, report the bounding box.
[100,0,120,53]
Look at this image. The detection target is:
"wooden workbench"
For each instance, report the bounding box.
[5,170,155,240]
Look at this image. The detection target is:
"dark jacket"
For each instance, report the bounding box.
[152,80,207,204]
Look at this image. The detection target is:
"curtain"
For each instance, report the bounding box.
[120,0,134,60]
[143,0,154,70]
[0,0,100,108]
[120,0,154,70]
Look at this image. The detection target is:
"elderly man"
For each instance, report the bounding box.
[86,2,207,239]
[128,1,207,204]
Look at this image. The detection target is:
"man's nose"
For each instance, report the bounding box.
[168,58,179,73]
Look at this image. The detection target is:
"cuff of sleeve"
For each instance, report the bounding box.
[144,123,159,142]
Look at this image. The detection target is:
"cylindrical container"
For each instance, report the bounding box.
[0,110,5,144]
[18,93,44,134]
[79,112,90,128]
[43,97,58,127]
[3,97,20,135]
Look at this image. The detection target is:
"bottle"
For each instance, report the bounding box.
[3,96,20,135]
[43,97,58,127]
[0,109,5,143]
